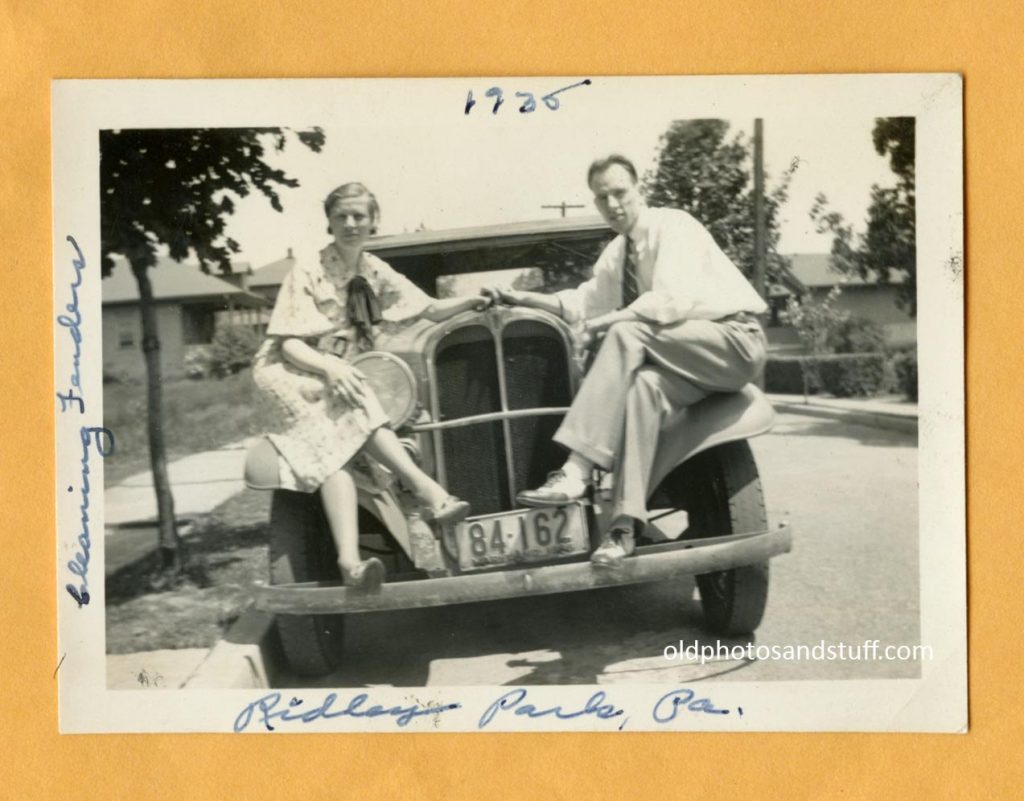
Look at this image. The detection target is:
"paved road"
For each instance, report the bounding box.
[276,412,920,688]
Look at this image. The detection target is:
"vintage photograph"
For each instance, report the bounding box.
[54,75,964,732]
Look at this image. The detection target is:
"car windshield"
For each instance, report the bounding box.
[435,267,544,299]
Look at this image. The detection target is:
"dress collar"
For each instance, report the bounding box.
[321,242,365,278]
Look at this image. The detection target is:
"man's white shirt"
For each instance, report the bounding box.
[556,206,768,325]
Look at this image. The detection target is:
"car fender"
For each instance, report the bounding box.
[244,437,414,559]
[648,384,775,491]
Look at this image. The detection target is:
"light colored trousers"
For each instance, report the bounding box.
[554,317,767,526]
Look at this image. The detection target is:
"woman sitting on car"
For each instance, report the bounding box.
[253,182,488,590]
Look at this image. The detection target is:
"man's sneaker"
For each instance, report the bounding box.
[516,470,590,507]
[590,525,636,570]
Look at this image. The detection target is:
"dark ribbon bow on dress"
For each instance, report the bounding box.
[346,274,383,350]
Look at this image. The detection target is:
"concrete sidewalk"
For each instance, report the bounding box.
[105,440,250,526]
[104,439,252,576]
[767,392,918,433]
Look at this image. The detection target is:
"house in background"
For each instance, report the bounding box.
[102,257,269,380]
[243,240,916,359]
[765,253,916,354]
[248,248,297,334]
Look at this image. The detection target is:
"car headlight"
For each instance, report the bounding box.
[351,351,419,429]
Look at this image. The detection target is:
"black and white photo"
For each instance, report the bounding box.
[53,75,964,732]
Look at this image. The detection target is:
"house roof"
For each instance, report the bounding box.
[102,257,269,307]
[783,253,909,288]
[222,260,253,275]
[249,255,296,288]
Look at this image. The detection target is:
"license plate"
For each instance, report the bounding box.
[455,504,589,570]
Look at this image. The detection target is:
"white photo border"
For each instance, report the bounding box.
[54,74,965,733]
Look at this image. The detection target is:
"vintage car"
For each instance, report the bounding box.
[245,216,793,676]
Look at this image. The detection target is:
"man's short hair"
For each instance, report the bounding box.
[587,154,639,187]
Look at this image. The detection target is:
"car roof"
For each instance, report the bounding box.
[366,215,612,258]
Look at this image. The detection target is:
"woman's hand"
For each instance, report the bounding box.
[322,356,368,405]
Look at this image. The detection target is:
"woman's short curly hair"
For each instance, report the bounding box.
[323,182,380,234]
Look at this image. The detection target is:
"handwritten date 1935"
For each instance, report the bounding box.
[465,79,592,115]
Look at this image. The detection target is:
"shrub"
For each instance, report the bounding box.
[826,315,888,354]
[785,286,849,355]
[816,353,887,398]
[890,349,918,401]
[208,325,261,377]
[765,357,819,395]
[184,345,214,379]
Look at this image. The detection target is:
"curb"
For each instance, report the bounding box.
[772,400,918,435]
[184,606,279,690]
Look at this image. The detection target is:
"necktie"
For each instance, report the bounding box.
[621,237,640,308]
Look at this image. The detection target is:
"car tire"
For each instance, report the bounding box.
[268,489,346,678]
[656,440,770,635]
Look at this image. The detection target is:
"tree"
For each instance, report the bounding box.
[100,127,325,579]
[643,119,796,286]
[784,285,851,398]
[785,286,849,356]
[810,117,916,315]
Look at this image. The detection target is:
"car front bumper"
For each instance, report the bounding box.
[254,523,793,615]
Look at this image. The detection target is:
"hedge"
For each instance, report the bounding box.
[766,353,887,398]
[765,357,818,395]
[816,353,886,397]
[827,315,888,354]
[890,350,918,401]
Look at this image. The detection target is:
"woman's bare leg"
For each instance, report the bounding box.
[320,468,362,571]
[364,427,449,507]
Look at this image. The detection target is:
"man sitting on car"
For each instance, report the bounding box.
[483,153,768,569]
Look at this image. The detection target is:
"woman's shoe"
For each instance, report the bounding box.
[422,495,472,524]
[590,525,636,570]
[342,557,386,591]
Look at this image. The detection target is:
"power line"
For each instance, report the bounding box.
[541,202,586,218]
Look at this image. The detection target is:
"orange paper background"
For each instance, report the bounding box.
[1,1,1014,797]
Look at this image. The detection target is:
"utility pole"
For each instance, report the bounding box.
[753,119,768,391]
[541,202,585,218]
[753,118,767,302]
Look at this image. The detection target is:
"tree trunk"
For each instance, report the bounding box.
[131,262,183,575]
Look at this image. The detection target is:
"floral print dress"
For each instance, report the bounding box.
[253,243,431,492]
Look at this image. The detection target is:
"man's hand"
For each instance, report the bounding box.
[572,319,596,352]
[574,311,641,352]
[322,357,367,406]
[480,285,517,306]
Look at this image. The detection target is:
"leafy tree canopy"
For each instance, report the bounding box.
[811,117,916,316]
[642,119,795,284]
[100,127,325,274]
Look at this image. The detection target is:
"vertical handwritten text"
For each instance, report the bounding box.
[56,235,86,414]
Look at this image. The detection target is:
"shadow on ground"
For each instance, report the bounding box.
[273,578,765,688]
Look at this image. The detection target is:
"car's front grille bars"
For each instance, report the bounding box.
[410,407,570,432]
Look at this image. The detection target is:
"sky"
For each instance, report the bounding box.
[222,112,899,271]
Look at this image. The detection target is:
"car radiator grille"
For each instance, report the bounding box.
[433,320,573,515]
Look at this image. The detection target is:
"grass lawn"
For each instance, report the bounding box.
[105,488,273,654]
[102,368,278,485]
